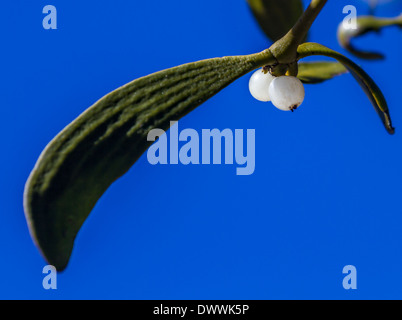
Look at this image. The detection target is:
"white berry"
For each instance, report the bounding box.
[268,76,305,111]
[249,69,275,102]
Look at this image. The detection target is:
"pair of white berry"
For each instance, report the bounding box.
[249,68,305,111]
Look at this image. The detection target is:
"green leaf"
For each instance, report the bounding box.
[297,61,348,84]
[247,0,305,42]
[23,50,275,271]
[297,42,394,134]
[337,14,402,60]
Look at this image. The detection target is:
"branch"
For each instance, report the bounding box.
[270,0,328,64]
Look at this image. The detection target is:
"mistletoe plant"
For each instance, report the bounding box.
[337,12,402,60]
[24,0,396,271]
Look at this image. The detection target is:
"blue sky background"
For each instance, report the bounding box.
[1,0,402,299]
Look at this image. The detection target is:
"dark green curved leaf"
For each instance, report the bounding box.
[247,0,305,42]
[23,50,275,271]
[297,61,348,84]
[297,42,394,134]
[337,14,402,60]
